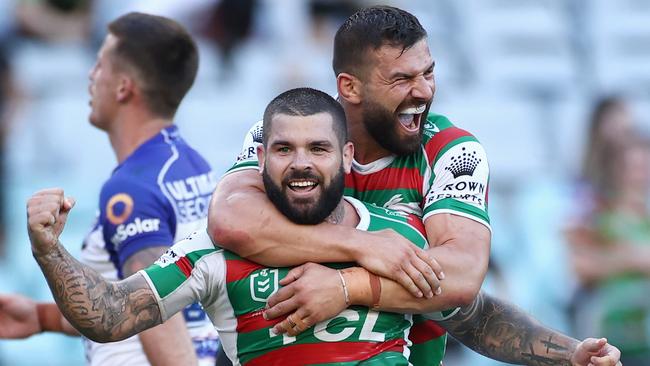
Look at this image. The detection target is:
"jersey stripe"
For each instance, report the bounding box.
[246,339,407,366]
[236,311,283,333]
[176,257,193,277]
[408,319,446,344]
[345,167,423,191]
[225,258,266,283]
[424,127,472,164]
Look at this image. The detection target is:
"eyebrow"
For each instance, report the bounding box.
[389,61,435,80]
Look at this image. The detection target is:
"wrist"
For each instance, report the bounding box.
[36,303,64,333]
[341,267,373,307]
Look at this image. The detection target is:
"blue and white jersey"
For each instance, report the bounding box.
[80,125,220,366]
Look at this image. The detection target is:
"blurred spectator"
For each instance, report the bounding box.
[16,0,90,42]
[567,100,650,365]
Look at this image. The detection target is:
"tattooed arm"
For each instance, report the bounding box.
[438,292,621,366]
[27,188,161,343]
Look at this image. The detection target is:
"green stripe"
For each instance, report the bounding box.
[409,333,446,366]
[316,351,409,365]
[424,198,490,224]
[144,248,216,298]
[227,160,259,173]
[367,213,426,250]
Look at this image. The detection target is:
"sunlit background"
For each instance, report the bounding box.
[1,0,650,365]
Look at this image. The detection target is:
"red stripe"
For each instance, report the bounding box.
[345,167,422,192]
[424,127,472,163]
[236,311,284,333]
[175,257,192,278]
[246,339,406,366]
[406,214,427,237]
[226,259,266,283]
[409,320,446,345]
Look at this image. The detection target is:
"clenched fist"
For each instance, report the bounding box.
[27,188,75,257]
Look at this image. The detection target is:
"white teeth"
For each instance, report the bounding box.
[289,181,316,188]
[399,104,426,115]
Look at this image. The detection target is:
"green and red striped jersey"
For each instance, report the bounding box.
[141,197,440,365]
[227,113,491,365]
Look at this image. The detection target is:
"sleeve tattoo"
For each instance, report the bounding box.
[34,242,162,343]
[439,292,579,366]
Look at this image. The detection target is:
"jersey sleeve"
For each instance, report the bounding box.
[139,230,224,322]
[224,120,263,176]
[99,178,175,275]
[422,123,491,230]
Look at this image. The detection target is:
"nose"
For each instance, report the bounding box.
[411,75,434,101]
[290,149,313,171]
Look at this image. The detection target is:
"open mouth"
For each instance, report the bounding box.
[397,104,426,133]
[287,179,319,193]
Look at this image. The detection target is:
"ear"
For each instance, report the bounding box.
[342,141,354,174]
[115,74,135,103]
[337,73,362,105]
[256,144,266,175]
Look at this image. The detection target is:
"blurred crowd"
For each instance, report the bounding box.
[1,0,650,365]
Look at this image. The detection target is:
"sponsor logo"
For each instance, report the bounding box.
[236,146,257,162]
[250,268,279,302]
[154,248,180,268]
[111,217,161,246]
[165,172,217,222]
[106,193,134,225]
[445,147,481,178]
[424,122,440,133]
[251,125,264,143]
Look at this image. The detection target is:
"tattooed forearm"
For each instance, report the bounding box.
[439,291,579,366]
[33,242,162,343]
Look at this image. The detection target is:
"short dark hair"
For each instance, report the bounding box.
[108,12,198,118]
[262,88,347,147]
[332,6,427,78]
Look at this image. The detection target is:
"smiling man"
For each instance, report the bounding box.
[209,6,489,364]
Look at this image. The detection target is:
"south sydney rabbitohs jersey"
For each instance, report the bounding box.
[80,125,219,366]
[142,197,448,365]
[228,113,490,366]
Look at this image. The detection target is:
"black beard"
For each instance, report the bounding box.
[361,98,428,156]
[263,166,345,225]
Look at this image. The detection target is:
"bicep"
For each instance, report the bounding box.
[424,212,490,249]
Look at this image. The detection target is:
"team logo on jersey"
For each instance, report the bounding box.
[250,268,279,302]
[383,195,420,216]
[445,146,481,178]
[106,193,134,225]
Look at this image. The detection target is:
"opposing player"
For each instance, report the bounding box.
[1,12,219,365]
[210,6,488,364]
[26,88,621,366]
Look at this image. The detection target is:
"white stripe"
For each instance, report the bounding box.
[421,145,432,204]
[158,129,181,222]
[221,165,258,178]
[422,209,492,233]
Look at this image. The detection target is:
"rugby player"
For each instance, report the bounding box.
[26,88,621,366]
[1,12,219,366]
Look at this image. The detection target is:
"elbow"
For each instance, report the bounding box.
[453,283,481,307]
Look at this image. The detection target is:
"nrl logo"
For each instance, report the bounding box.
[250,268,279,302]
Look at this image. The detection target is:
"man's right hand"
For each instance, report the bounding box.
[0,294,40,338]
[355,229,443,298]
[27,188,75,257]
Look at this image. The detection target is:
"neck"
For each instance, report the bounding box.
[107,110,173,163]
[344,103,393,165]
[325,198,360,227]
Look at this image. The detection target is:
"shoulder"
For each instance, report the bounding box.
[154,230,222,268]
[422,113,485,164]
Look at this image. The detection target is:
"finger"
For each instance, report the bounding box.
[279,265,305,286]
[395,270,423,298]
[582,338,607,353]
[404,263,433,298]
[590,355,614,366]
[417,249,444,280]
[63,197,76,211]
[264,297,299,320]
[411,256,441,297]
[266,285,295,309]
[285,310,311,337]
